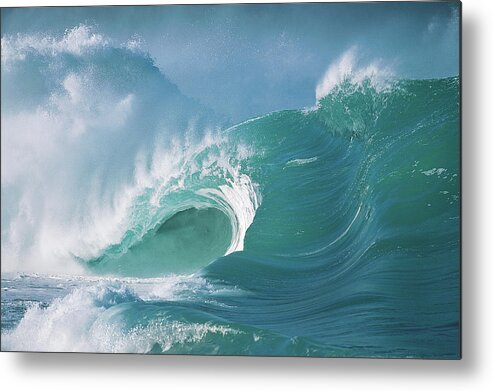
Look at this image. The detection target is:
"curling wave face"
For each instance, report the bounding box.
[1,29,459,357]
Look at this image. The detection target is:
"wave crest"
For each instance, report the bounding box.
[315,47,393,101]
[1,24,107,67]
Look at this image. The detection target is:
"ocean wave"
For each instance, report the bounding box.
[1,29,460,357]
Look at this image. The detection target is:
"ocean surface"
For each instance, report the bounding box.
[1,27,460,357]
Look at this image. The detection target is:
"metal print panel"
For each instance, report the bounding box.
[0,1,461,358]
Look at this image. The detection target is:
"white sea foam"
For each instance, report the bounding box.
[315,47,393,101]
[1,282,134,352]
[1,276,240,353]
[422,168,448,176]
[90,319,240,354]
[285,156,318,168]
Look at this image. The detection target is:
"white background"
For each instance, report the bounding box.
[0,0,491,390]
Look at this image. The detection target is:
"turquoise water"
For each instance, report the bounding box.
[1,28,460,357]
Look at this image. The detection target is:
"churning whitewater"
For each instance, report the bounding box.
[1,25,459,357]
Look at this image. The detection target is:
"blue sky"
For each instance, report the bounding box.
[1,2,460,121]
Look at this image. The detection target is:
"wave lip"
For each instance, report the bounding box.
[197,173,261,255]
